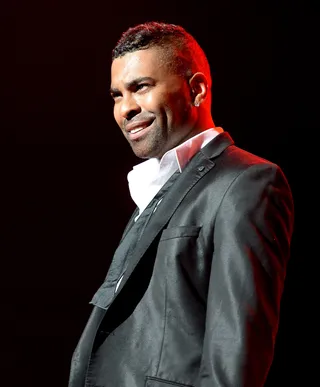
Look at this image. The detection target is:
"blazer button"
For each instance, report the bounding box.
[197,166,205,171]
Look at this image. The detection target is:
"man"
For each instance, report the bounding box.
[69,22,294,387]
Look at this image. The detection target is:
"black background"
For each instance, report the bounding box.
[9,1,316,386]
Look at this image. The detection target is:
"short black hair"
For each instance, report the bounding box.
[112,21,212,87]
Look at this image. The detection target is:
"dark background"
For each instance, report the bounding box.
[9,0,316,386]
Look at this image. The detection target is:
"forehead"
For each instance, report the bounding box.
[111,48,172,85]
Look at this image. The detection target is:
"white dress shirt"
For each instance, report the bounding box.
[115,127,223,293]
[127,127,223,218]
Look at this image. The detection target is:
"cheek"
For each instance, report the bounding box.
[141,93,157,110]
[165,94,189,123]
[148,93,173,116]
[113,106,122,127]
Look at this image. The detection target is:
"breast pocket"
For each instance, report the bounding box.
[145,376,194,387]
[157,226,203,279]
[156,225,208,303]
[160,226,201,241]
[158,226,202,260]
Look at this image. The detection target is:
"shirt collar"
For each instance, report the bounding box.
[168,127,223,171]
[127,127,223,214]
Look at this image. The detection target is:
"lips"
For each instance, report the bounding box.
[125,120,154,140]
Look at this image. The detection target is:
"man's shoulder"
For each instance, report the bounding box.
[204,132,276,170]
[226,144,275,167]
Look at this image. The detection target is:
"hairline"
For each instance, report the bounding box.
[112,44,194,82]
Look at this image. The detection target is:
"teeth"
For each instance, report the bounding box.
[131,127,144,134]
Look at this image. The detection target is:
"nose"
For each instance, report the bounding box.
[119,93,141,120]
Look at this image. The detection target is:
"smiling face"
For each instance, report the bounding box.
[110,47,201,159]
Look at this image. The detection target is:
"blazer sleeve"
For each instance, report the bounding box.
[198,162,294,387]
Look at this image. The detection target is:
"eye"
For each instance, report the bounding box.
[136,83,149,91]
[110,92,121,101]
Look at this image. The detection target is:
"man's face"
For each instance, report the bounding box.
[110,48,198,159]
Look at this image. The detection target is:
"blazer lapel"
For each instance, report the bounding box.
[112,132,234,298]
[120,207,139,242]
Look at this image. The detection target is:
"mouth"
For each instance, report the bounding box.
[126,120,154,141]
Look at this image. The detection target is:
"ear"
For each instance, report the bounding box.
[188,72,209,107]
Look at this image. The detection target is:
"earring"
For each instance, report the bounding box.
[194,101,200,107]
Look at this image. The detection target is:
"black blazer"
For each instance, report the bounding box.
[68,132,294,387]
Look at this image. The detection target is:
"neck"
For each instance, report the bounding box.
[195,108,215,132]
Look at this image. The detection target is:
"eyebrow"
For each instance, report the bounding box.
[110,77,154,95]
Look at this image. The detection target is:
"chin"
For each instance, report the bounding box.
[130,143,158,160]
[131,147,152,160]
